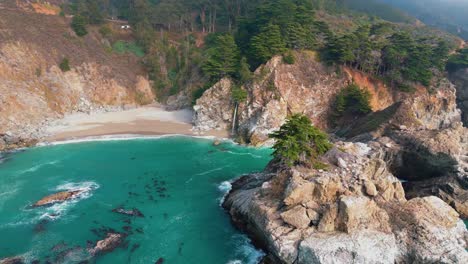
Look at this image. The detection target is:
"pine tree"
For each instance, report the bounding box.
[431,40,450,71]
[71,15,88,37]
[335,84,372,116]
[249,24,287,65]
[237,57,253,83]
[269,114,332,166]
[202,34,240,80]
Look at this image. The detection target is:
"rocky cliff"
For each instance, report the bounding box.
[224,140,468,263]
[449,68,468,126]
[194,51,468,263]
[194,52,348,144]
[0,6,154,150]
[193,51,461,145]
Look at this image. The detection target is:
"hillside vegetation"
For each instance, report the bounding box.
[21,0,465,107]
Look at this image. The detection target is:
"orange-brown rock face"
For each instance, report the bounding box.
[194,51,463,146]
[194,51,349,144]
[0,8,154,150]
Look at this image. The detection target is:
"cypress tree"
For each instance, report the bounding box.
[249,24,287,66]
[202,34,240,80]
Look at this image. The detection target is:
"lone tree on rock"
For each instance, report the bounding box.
[269,114,332,166]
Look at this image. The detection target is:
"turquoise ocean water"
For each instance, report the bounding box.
[0,136,272,263]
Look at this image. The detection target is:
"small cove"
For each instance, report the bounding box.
[0,136,272,263]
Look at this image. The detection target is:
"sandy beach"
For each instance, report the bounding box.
[46,105,229,141]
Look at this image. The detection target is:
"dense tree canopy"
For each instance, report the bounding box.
[323,26,450,87]
[71,15,88,36]
[335,83,372,117]
[447,48,468,73]
[269,114,332,166]
[64,0,455,100]
[202,34,240,80]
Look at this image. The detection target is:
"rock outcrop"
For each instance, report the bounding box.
[33,190,85,207]
[195,50,468,220]
[88,233,125,256]
[0,7,154,151]
[386,124,468,218]
[449,68,468,126]
[193,78,234,132]
[194,51,460,146]
[224,141,468,263]
[194,52,350,144]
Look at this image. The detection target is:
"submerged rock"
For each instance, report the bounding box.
[33,190,85,207]
[88,233,125,256]
[112,207,145,217]
[0,257,24,264]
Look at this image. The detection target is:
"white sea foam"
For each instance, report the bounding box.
[18,159,61,174]
[225,151,263,158]
[35,181,100,221]
[217,180,233,205]
[219,183,265,264]
[37,134,230,147]
[195,167,225,176]
[227,234,266,264]
[218,181,233,193]
[54,181,99,192]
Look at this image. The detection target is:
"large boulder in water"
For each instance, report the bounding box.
[33,190,84,207]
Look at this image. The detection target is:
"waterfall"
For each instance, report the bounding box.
[231,103,238,135]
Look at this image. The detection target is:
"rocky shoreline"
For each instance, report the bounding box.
[0,104,133,152]
[223,140,468,263]
[192,52,468,263]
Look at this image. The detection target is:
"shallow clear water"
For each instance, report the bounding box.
[0,136,272,263]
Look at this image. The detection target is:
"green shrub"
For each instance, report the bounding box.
[283,51,296,64]
[269,114,333,166]
[446,48,468,73]
[112,41,145,57]
[335,83,372,117]
[71,15,88,37]
[99,25,112,37]
[231,87,248,103]
[126,42,145,57]
[59,58,71,72]
[112,41,126,54]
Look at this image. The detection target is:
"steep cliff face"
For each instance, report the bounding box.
[224,141,468,263]
[194,51,468,262]
[194,51,461,145]
[0,8,154,150]
[449,68,468,126]
[194,52,353,144]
